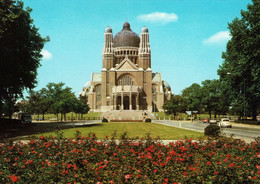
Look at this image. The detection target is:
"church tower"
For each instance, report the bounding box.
[138,26,151,70]
[102,26,114,69]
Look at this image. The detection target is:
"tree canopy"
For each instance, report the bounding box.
[20,82,90,121]
[218,0,260,120]
[0,0,47,116]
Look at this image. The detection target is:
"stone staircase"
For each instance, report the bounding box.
[101,111,154,122]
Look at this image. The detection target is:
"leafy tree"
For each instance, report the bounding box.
[218,0,260,120]
[163,95,184,119]
[74,97,90,120]
[43,82,81,121]
[182,83,203,114]
[27,90,49,120]
[201,79,229,119]
[15,100,30,113]
[0,0,47,117]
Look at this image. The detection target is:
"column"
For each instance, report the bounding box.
[130,92,132,110]
[112,95,114,110]
[136,93,139,110]
[121,93,124,110]
[114,95,117,110]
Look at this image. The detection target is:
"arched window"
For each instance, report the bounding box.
[118,75,135,86]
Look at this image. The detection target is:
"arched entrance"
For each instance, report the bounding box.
[123,96,129,110]
[116,96,121,110]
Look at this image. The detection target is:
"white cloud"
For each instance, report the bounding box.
[41,49,52,60]
[203,31,231,45]
[137,12,178,24]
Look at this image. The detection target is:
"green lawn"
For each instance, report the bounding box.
[34,122,204,140]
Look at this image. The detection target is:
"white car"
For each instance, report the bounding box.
[209,119,217,124]
[218,118,232,128]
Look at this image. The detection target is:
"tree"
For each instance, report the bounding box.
[74,98,90,120]
[43,82,81,121]
[27,90,49,120]
[201,79,229,119]
[218,0,260,120]
[163,95,184,119]
[0,0,47,116]
[182,83,203,114]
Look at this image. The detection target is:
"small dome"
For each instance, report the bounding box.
[114,22,140,47]
[141,26,148,33]
[105,26,112,33]
[163,80,171,90]
[123,22,131,30]
[83,81,91,89]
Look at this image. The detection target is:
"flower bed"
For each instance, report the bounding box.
[0,131,259,183]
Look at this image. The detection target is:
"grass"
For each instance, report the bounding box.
[33,122,204,140]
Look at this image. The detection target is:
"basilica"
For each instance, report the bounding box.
[80,22,172,112]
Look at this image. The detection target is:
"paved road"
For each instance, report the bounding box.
[154,120,260,143]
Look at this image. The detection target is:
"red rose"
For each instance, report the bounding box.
[229,163,235,167]
[10,175,18,182]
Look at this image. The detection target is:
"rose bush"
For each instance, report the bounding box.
[0,131,259,183]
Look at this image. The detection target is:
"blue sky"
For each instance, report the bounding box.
[23,0,251,95]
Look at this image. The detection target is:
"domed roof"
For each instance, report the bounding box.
[163,80,171,90]
[114,22,140,47]
[141,26,148,33]
[105,26,112,33]
[83,81,91,89]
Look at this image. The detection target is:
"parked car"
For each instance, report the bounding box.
[209,119,218,124]
[218,118,232,128]
[202,118,209,123]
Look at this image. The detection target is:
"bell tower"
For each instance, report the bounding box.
[138,26,151,70]
[102,26,114,69]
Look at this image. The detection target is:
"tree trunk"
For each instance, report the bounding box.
[252,103,257,121]
[43,113,45,121]
[38,113,40,121]
[64,113,66,121]
[209,111,211,119]
[61,113,63,121]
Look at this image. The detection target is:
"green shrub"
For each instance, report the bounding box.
[204,124,220,137]
[145,118,152,122]
[102,117,108,122]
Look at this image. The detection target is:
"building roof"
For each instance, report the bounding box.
[105,26,112,33]
[83,81,91,88]
[92,73,101,82]
[141,26,148,33]
[152,72,161,82]
[114,22,140,48]
[163,80,171,90]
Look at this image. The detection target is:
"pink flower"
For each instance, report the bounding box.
[125,174,132,179]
